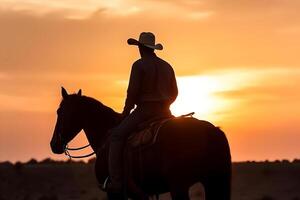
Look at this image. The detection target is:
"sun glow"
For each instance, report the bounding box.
[170,75,231,122]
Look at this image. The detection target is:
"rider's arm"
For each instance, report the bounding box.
[170,67,178,103]
[123,61,142,116]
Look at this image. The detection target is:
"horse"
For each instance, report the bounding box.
[50,87,232,200]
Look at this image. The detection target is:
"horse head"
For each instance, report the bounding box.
[50,87,83,154]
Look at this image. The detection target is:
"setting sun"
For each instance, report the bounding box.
[170,71,248,122]
[171,76,221,120]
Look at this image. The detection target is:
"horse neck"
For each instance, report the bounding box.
[80,97,121,151]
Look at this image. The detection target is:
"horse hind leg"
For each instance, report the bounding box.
[170,185,190,200]
[202,173,231,200]
[166,173,190,200]
[170,190,189,200]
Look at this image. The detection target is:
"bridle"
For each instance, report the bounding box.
[60,129,112,160]
[56,128,96,159]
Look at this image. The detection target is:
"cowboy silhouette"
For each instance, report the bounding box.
[107,32,178,194]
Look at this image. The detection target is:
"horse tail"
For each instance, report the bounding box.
[216,126,232,171]
[203,127,232,200]
[217,127,232,200]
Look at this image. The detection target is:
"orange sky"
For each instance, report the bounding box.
[0,0,300,162]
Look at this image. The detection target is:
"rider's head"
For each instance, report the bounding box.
[127,32,163,57]
[138,44,155,57]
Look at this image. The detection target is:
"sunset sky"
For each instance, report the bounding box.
[0,0,299,162]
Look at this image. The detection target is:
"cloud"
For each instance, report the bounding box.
[0,0,109,18]
[186,11,214,20]
[1,1,300,76]
[0,2,300,114]
[214,68,300,106]
[1,0,300,162]
[0,0,300,112]
[0,71,127,112]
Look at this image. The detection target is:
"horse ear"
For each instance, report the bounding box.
[78,89,82,96]
[61,87,68,99]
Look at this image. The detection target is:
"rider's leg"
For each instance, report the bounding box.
[108,103,171,192]
[108,108,146,191]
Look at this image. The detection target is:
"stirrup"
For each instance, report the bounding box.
[101,176,123,194]
[102,176,110,191]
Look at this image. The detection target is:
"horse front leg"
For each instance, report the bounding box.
[107,192,126,200]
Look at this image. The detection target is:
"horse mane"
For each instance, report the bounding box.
[59,93,121,122]
[83,95,118,114]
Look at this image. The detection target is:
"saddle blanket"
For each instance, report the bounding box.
[127,112,195,148]
[127,117,173,148]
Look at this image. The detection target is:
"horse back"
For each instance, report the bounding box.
[157,117,231,168]
[126,117,231,194]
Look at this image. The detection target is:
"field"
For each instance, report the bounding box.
[0,159,300,200]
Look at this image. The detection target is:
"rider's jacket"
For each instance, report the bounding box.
[123,52,178,114]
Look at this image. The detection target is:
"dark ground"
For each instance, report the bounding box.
[0,159,300,200]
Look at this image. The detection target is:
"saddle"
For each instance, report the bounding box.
[127,112,195,148]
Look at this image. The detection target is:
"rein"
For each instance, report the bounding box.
[64,144,96,159]
[66,144,91,151]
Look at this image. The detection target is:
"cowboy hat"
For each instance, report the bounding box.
[127,32,163,50]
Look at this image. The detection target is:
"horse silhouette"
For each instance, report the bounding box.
[50,87,231,200]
